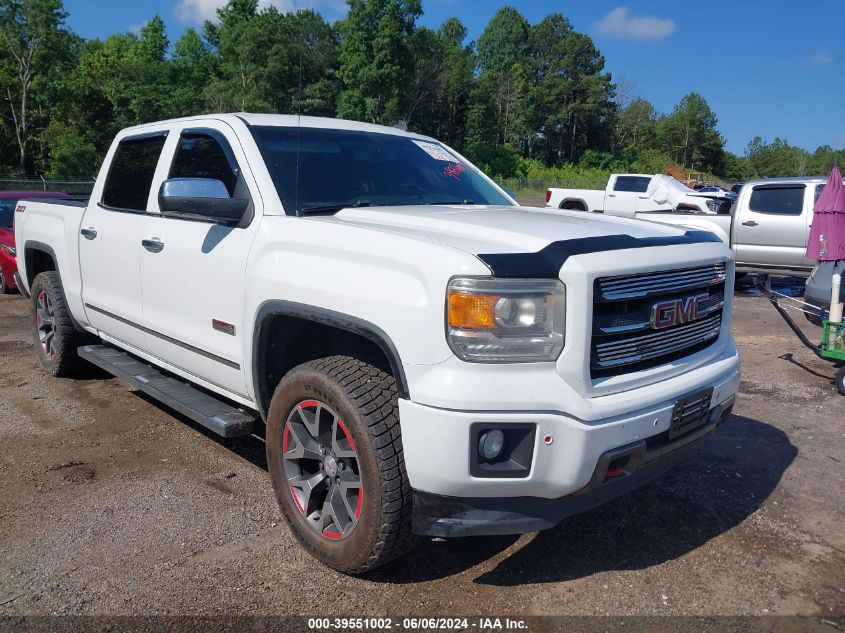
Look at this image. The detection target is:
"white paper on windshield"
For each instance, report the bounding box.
[412,140,457,162]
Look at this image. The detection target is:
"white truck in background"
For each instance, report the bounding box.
[14,114,740,574]
[546,174,733,216]
[549,174,826,277]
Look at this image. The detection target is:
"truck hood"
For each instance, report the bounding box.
[326,204,706,255]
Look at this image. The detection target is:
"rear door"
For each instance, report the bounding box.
[79,132,169,349]
[733,183,809,269]
[606,175,651,216]
[802,183,826,268]
[139,123,261,400]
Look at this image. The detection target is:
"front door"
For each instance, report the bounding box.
[79,132,169,350]
[733,183,809,269]
[139,123,261,400]
[605,175,651,217]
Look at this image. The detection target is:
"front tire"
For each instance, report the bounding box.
[30,271,91,377]
[836,367,845,396]
[266,355,418,573]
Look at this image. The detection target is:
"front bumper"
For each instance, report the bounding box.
[412,397,733,537]
[400,350,740,536]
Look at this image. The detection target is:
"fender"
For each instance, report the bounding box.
[23,240,88,334]
[252,300,410,418]
[559,197,590,212]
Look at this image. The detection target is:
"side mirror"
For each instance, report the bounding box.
[158,178,249,225]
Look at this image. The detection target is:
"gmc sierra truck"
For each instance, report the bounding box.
[15,114,741,573]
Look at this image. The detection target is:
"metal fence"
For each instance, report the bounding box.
[0,179,95,196]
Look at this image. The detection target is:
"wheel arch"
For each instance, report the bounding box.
[252,301,409,421]
[559,198,589,212]
[23,240,59,288]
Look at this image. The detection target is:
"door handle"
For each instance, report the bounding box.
[741,220,759,227]
[607,193,616,197]
[638,195,649,199]
[141,238,164,253]
[80,227,97,240]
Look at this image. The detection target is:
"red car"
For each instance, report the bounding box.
[0,191,73,294]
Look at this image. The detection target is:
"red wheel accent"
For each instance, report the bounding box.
[290,486,305,514]
[299,400,319,409]
[322,529,343,539]
[355,489,363,519]
[337,418,356,450]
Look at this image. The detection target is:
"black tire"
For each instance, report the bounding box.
[0,269,13,294]
[836,367,845,396]
[30,271,92,377]
[266,355,419,574]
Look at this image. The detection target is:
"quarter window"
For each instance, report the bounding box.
[613,176,651,193]
[169,132,239,196]
[101,134,167,211]
[748,186,805,215]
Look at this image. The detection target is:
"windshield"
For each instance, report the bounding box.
[250,126,513,215]
[0,200,16,228]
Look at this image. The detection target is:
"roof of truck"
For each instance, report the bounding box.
[743,176,831,185]
[119,113,434,142]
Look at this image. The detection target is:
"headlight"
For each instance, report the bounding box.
[0,244,15,257]
[446,277,565,362]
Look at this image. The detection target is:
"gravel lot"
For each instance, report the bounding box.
[0,277,843,620]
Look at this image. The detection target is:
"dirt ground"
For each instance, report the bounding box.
[0,278,843,620]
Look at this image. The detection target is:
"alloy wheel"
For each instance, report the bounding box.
[282,400,363,540]
[35,290,56,359]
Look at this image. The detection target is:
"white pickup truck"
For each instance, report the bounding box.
[546,173,733,216]
[15,114,740,573]
[549,174,826,277]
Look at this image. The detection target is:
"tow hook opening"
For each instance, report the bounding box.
[605,455,631,480]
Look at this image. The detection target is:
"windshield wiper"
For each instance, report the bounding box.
[299,201,373,216]
[426,199,476,205]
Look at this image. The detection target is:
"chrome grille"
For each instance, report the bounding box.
[591,262,726,377]
[596,263,726,301]
[594,315,722,368]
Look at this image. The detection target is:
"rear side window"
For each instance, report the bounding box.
[169,132,239,196]
[613,176,651,193]
[102,134,167,211]
[748,185,805,215]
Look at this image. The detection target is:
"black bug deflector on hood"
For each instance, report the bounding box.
[477,230,723,279]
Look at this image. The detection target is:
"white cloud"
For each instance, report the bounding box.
[811,52,832,65]
[175,0,345,24]
[594,7,675,41]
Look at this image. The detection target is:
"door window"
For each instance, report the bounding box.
[613,176,651,193]
[748,185,805,215]
[101,134,167,212]
[169,131,239,196]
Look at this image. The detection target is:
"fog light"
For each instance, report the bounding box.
[478,429,505,461]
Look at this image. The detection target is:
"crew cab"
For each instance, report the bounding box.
[546,173,733,216]
[14,114,741,573]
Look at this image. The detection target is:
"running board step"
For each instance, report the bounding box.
[77,344,256,438]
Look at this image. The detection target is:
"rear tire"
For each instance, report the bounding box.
[30,271,92,377]
[266,355,419,574]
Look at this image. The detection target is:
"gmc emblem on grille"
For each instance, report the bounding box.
[650,293,710,329]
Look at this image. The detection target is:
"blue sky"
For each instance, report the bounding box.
[63,0,844,155]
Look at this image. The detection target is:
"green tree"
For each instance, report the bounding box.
[656,92,724,172]
[616,98,658,161]
[0,0,78,175]
[336,0,421,124]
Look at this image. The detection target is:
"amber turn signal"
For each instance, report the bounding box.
[447,292,498,329]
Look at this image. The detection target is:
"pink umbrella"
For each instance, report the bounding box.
[807,165,845,261]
